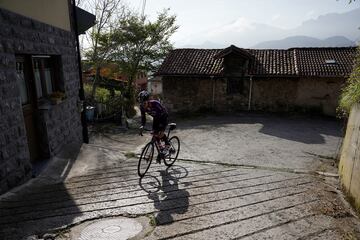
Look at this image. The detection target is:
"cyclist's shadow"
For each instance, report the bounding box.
[141,165,190,225]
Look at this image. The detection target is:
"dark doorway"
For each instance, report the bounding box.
[16,56,40,162]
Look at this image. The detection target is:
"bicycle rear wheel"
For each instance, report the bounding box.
[164,136,180,167]
[138,142,154,177]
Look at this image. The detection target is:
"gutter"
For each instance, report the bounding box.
[248,75,253,111]
[72,0,89,143]
[211,76,215,110]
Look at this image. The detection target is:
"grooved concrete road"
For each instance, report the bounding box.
[0,114,359,240]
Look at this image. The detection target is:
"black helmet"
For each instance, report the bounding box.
[138,90,150,103]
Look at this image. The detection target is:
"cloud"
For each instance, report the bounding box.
[207,17,255,36]
[306,10,316,19]
[271,14,281,21]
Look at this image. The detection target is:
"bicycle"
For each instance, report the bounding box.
[138,123,180,178]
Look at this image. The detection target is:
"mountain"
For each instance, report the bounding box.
[290,8,360,41]
[178,8,360,49]
[253,35,356,49]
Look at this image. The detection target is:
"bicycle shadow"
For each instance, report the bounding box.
[139,165,191,225]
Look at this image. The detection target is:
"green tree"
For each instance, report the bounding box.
[109,10,178,116]
[78,0,127,101]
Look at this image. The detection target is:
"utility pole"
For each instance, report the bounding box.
[141,0,146,18]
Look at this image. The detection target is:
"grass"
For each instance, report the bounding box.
[339,46,360,116]
[148,214,157,227]
[125,152,136,158]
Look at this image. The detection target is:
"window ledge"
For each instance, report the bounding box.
[38,98,66,110]
[38,102,52,110]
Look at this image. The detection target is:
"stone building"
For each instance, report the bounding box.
[156,45,356,116]
[0,0,94,194]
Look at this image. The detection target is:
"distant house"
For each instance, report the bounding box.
[0,0,95,194]
[155,45,356,116]
[83,64,127,90]
[83,64,148,91]
[147,76,162,95]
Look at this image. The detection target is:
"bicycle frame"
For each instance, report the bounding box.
[138,123,179,177]
[148,123,176,157]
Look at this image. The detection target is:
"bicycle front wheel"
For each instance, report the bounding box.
[138,142,154,178]
[164,136,180,167]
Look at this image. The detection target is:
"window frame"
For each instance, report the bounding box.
[32,55,58,99]
[15,56,31,105]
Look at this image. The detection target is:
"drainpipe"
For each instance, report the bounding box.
[72,0,89,143]
[211,76,215,110]
[248,76,253,111]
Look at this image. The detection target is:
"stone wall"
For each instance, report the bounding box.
[0,8,83,194]
[163,75,344,116]
[251,77,298,112]
[251,77,343,116]
[295,77,344,116]
[339,103,360,212]
[162,76,250,113]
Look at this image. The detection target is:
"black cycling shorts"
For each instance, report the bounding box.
[153,114,168,134]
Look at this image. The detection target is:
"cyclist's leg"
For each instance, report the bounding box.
[152,117,161,144]
[153,117,163,163]
[158,114,170,146]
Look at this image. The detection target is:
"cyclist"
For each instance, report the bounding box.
[138,90,173,159]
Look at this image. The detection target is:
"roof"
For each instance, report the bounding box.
[75,7,96,35]
[156,46,357,77]
[214,45,253,59]
[293,47,357,77]
[157,49,223,76]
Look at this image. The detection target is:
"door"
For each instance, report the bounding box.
[16,56,40,162]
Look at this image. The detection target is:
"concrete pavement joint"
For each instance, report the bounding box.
[9,167,243,202]
[233,214,318,240]
[0,176,311,224]
[0,170,252,212]
[295,228,333,240]
[171,157,339,178]
[157,200,319,240]
[3,179,312,226]
[155,186,312,225]
[10,163,230,197]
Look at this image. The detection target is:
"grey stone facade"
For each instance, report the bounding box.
[162,75,344,116]
[0,8,83,194]
[157,46,355,116]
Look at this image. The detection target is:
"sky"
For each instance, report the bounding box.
[126,0,359,47]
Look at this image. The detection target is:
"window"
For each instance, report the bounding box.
[227,77,244,95]
[16,58,29,105]
[32,56,61,98]
[16,55,63,103]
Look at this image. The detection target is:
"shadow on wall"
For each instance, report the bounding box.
[141,165,190,225]
[0,144,82,239]
[174,112,343,144]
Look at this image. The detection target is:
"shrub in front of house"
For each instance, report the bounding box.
[84,83,123,120]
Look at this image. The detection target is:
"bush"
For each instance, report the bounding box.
[84,83,123,117]
[339,46,360,115]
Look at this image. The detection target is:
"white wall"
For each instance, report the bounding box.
[0,0,71,31]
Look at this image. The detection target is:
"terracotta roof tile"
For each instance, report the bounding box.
[293,47,357,77]
[156,46,357,77]
[157,49,223,76]
[248,49,297,75]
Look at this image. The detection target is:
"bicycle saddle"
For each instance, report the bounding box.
[169,123,176,130]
